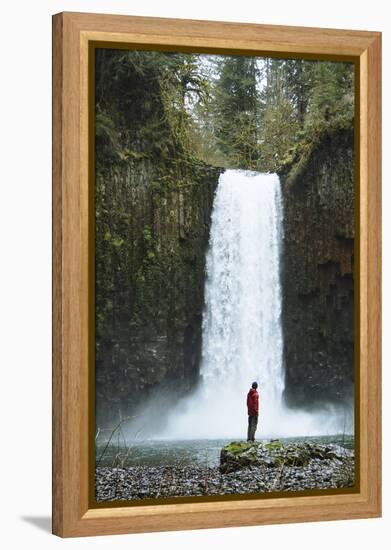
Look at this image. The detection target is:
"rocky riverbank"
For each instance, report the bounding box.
[95,440,354,502]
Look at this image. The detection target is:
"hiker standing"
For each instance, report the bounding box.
[247,381,259,441]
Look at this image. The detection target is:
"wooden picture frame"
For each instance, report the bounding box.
[52,11,381,538]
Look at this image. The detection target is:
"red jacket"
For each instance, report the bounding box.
[247,388,259,416]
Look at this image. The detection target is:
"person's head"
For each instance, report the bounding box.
[251,381,258,389]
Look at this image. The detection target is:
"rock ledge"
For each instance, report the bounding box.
[220,440,353,474]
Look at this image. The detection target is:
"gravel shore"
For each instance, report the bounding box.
[95,455,354,502]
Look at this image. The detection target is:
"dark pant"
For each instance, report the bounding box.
[247,415,258,441]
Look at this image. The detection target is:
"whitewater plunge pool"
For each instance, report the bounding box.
[96,435,354,468]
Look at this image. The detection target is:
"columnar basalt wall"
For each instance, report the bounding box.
[95,156,221,428]
[279,129,355,408]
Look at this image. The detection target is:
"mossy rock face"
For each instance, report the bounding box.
[220,440,353,474]
[220,442,258,473]
[279,129,355,409]
[265,439,283,451]
[224,442,256,455]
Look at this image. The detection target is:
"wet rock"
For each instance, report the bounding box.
[280,129,355,408]
[220,440,353,474]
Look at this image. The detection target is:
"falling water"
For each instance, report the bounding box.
[200,169,285,434]
[163,169,352,439]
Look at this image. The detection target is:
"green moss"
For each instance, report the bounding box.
[282,141,313,188]
[112,237,124,248]
[224,441,255,455]
[265,439,283,451]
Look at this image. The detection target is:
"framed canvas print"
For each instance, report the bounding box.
[52,12,381,538]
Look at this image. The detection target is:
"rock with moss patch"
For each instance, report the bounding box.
[220,440,353,474]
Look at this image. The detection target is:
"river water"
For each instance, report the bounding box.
[96,435,354,468]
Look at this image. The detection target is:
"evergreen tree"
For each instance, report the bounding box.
[304,61,354,134]
[257,59,300,171]
[213,56,259,168]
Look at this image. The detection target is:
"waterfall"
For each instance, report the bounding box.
[200,169,285,432]
[162,169,352,439]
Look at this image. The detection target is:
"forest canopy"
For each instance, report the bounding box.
[96,50,354,173]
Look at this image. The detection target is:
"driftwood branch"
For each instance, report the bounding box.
[96,415,141,467]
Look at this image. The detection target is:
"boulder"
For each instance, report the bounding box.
[220,440,353,474]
